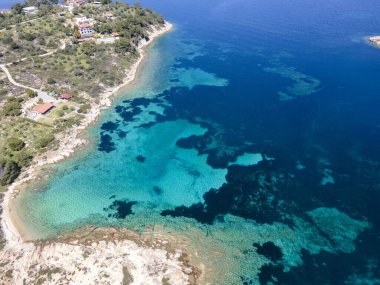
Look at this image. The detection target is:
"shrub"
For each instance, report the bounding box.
[77,104,91,114]
[7,137,25,151]
[2,100,22,116]
[23,33,36,41]
[0,159,21,186]
[13,150,33,168]
[56,110,64,117]
[26,89,38,98]
[35,133,55,149]
[47,78,56,84]
[1,35,13,45]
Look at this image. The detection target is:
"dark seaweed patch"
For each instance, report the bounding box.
[253,241,283,262]
[161,162,288,225]
[98,134,116,153]
[161,202,213,224]
[115,105,142,122]
[117,130,127,138]
[105,200,137,219]
[153,186,162,195]
[101,121,119,132]
[136,155,146,163]
[130,98,152,108]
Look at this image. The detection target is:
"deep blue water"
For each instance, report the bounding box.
[9,0,380,283]
[0,1,19,9]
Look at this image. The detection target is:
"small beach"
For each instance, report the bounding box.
[1,0,380,283]
[1,22,173,244]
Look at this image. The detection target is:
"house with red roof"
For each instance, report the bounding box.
[79,23,94,38]
[32,103,55,115]
[59,93,72,100]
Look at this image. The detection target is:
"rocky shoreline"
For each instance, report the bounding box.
[0,227,198,285]
[368,36,380,47]
[0,22,200,285]
[1,22,173,244]
[0,192,5,250]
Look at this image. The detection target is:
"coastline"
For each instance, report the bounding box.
[1,21,173,246]
[368,35,380,47]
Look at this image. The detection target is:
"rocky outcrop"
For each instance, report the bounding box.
[0,227,198,285]
[369,36,380,47]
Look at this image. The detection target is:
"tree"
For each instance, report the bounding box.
[36,133,55,149]
[0,159,21,186]
[81,43,94,56]
[7,137,25,151]
[115,38,136,55]
[11,3,23,15]
[47,78,56,84]
[1,35,14,45]
[2,100,22,116]
[73,25,81,39]
[13,150,33,168]
[26,89,38,98]
[23,32,36,41]
[95,23,112,34]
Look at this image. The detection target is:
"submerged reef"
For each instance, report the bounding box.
[118,206,369,284]
[263,65,321,101]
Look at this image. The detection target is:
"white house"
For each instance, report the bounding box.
[76,16,89,25]
[79,23,93,38]
[96,37,115,44]
[22,6,38,15]
[67,0,86,5]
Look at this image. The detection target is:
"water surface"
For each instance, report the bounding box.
[12,0,380,283]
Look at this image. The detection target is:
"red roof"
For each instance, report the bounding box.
[33,103,55,114]
[79,23,93,29]
[61,93,72,99]
[112,32,120,37]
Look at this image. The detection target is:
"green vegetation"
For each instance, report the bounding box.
[0,116,56,187]
[0,159,21,186]
[5,1,165,96]
[26,88,37,98]
[77,103,91,114]
[0,1,60,29]
[35,132,55,149]
[2,97,23,116]
[0,0,166,187]
[6,137,25,151]
[0,14,69,64]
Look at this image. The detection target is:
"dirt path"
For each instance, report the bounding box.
[0,64,39,92]
[0,40,67,92]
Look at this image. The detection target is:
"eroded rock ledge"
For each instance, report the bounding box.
[0,227,199,285]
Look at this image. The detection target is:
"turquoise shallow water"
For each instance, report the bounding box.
[10,0,380,283]
[14,30,232,235]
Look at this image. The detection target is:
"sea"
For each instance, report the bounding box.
[4,0,380,284]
